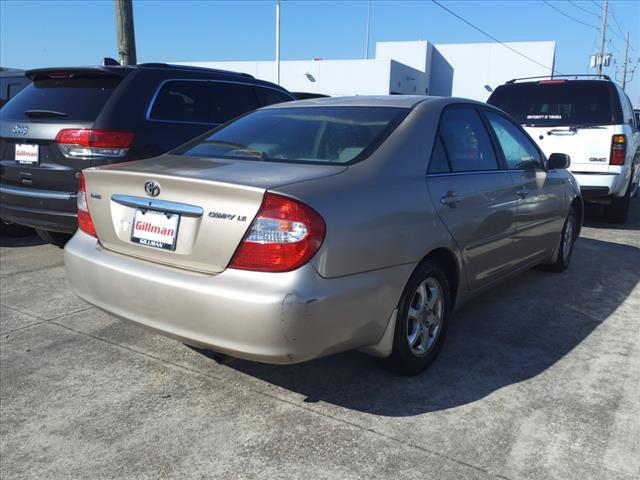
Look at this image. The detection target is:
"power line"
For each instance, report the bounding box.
[610,11,635,51]
[590,1,602,9]
[567,0,600,18]
[430,0,561,74]
[542,0,600,30]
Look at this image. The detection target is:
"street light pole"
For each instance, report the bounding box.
[275,0,281,85]
[365,0,371,59]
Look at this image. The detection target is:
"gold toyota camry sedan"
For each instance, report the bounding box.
[65,96,582,375]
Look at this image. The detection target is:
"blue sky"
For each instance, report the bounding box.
[1,0,639,102]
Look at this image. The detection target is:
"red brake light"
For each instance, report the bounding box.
[56,129,134,148]
[538,79,567,84]
[77,173,96,237]
[229,193,326,272]
[610,134,626,166]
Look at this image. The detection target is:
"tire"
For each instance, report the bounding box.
[35,229,73,248]
[546,205,578,273]
[1,219,33,238]
[606,178,632,223]
[385,260,452,376]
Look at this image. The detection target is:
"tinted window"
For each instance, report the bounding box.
[8,82,27,100]
[255,87,293,107]
[209,83,259,124]
[1,76,120,121]
[150,80,209,123]
[488,81,615,126]
[428,135,450,173]
[485,111,543,170]
[182,106,407,164]
[439,108,499,172]
[150,80,260,124]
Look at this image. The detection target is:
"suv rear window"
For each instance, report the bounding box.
[1,76,121,121]
[181,106,408,164]
[488,81,617,127]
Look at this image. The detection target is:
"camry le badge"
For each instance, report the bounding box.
[12,124,28,135]
[144,180,161,197]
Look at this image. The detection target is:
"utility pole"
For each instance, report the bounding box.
[275,0,281,85]
[621,32,629,90]
[365,0,371,59]
[597,0,608,75]
[114,0,137,65]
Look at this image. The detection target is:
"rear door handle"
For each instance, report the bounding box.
[440,192,461,207]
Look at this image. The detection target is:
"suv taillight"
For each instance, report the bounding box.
[56,129,134,159]
[229,193,326,272]
[610,134,627,166]
[77,173,96,237]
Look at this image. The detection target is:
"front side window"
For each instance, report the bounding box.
[438,107,499,172]
[485,111,543,170]
[181,106,408,164]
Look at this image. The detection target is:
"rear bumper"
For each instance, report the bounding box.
[64,231,410,364]
[0,183,77,233]
[572,171,629,199]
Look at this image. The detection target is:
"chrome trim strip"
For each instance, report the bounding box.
[111,194,204,217]
[0,183,74,200]
[145,78,296,125]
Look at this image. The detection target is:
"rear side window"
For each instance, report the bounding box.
[428,136,451,173]
[255,87,293,107]
[149,80,260,124]
[488,81,616,126]
[181,106,408,164]
[485,111,543,170]
[1,76,121,121]
[438,108,499,172]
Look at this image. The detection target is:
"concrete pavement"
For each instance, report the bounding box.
[1,201,639,480]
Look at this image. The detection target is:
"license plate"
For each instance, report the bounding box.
[131,209,180,251]
[15,144,39,164]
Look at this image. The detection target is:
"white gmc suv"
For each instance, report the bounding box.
[489,76,640,222]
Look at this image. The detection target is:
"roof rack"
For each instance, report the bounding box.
[506,74,611,84]
[136,62,254,78]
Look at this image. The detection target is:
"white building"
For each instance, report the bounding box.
[175,40,556,101]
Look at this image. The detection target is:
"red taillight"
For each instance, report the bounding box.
[55,129,134,159]
[610,134,626,166]
[538,79,567,84]
[229,193,326,272]
[56,129,134,148]
[77,173,96,237]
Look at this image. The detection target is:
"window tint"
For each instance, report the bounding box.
[150,80,209,123]
[485,111,543,170]
[428,135,450,173]
[181,106,407,164]
[209,83,259,124]
[439,108,499,172]
[1,76,120,121]
[8,82,27,100]
[149,81,260,124]
[255,87,293,107]
[488,81,615,126]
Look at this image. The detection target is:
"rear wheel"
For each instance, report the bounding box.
[35,229,73,248]
[606,178,632,223]
[386,260,451,376]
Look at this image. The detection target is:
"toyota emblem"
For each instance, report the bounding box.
[144,180,161,197]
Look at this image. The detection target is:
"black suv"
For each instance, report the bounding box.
[0,61,294,245]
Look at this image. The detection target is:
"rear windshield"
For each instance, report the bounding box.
[180,106,408,164]
[1,76,121,122]
[488,81,616,127]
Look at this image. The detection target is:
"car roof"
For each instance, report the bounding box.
[264,95,480,109]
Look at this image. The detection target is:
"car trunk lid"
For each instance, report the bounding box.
[83,155,345,273]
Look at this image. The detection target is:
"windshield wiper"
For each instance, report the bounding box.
[24,109,68,118]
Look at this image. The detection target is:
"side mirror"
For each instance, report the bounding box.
[548,153,571,170]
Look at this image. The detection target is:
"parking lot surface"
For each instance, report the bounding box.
[1,200,639,480]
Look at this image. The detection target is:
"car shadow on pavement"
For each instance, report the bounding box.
[0,233,44,247]
[215,236,639,416]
